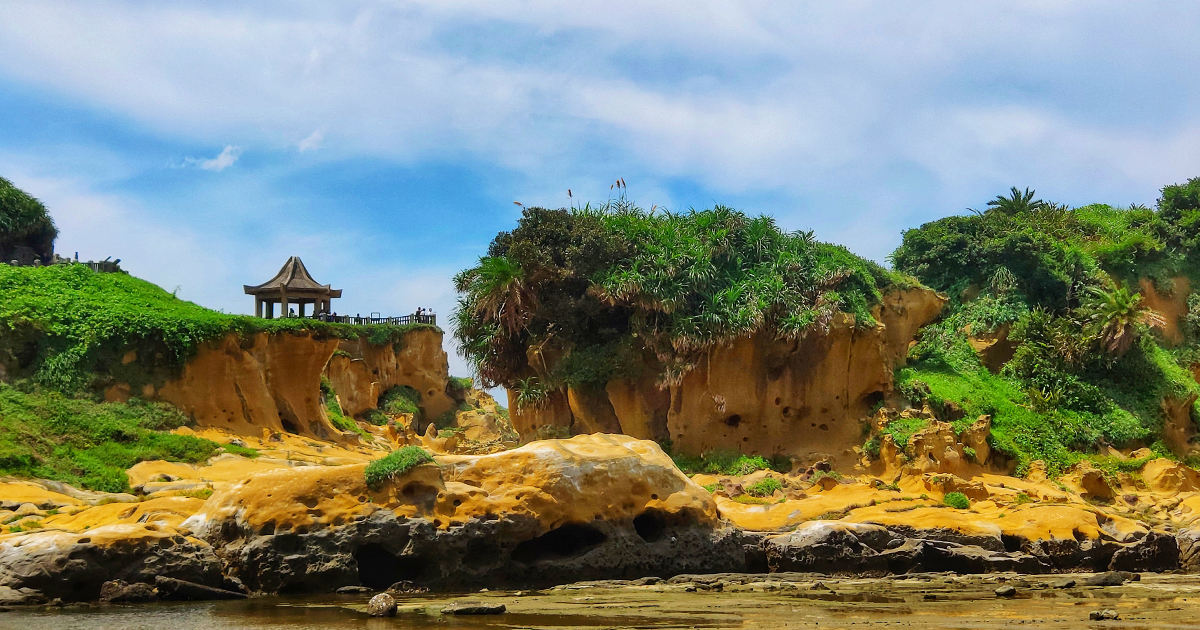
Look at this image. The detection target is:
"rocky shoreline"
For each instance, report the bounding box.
[3,434,1200,606]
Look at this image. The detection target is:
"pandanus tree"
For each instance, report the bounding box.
[0,176,57,261]
[1085,284,1166,357]
[986,187,1046,216]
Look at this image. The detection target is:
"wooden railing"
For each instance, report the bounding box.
[305,313,436,326]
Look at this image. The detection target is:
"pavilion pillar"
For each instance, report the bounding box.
[280,289,290,317]
[254,297,262,318]
[266,300,274,319]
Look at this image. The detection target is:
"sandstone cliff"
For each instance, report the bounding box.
[509,287,946,463]
[108,328,454,441]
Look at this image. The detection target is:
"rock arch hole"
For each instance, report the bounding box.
[355,544,425,590]
[512,523,606,563]
[633,510,668,543]
[279,417,299,434]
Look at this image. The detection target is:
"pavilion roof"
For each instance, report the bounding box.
[244,256,342,296]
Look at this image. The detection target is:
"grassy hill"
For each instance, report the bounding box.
[889,182,1200,473]
[0,263,435,493]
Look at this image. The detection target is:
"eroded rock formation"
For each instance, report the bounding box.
[510,288,946,462]
[184,434,741,592]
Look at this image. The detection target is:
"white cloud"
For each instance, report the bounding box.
[184,145,242,171]
[298,128,325,152]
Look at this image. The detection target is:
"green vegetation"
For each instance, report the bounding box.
[744,476,783,497]
[364,445,434,488]
[319,376,369,439]
[890,182,1200,475]
[671,449,791,476]
[943,492,971,509]
[0,176,56,262]
[0,382,256,493]
[453,201,911,391]
[0,263,436,394]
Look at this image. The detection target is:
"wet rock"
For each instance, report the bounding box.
[1109,531,1178,572]
[0,586,44,606]
[1089,609,1119,620]
[994,585,1016,597]
[1082,571,1126,587]
[98,580,156,603]
[1050,578,1076,589]
[0,525,225,602]
[387,581,429,594]
[334,585,373,594]
[367,593,397,617]
[1176,527,1200,573]
[201,509,744,594]
[765,522,898,574]
[154,576,246,601]
[441,600,506,615]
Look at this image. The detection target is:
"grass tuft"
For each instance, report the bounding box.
[364,445,434,488]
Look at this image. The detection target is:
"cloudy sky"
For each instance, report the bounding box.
[3,1,1200,379]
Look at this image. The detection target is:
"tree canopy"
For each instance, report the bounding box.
[453,201,908,390]
[0,176,57,261]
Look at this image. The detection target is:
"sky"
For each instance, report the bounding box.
[3,1,1200,382]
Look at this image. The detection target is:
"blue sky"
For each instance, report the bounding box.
[3,1,1200,379]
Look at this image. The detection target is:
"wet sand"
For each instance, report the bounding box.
[6,572,1200,629]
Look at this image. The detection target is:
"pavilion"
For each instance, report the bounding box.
[244,256,342,318]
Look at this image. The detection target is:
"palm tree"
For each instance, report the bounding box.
[1085,284,1166,357]
[986,187,1046,216]
[453,256,539,337]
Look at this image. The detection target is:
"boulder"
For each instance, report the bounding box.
[188,435,745,593]
[1108,531,1178,572]
[0,524,224,602]
[367,592,397,617]
[99,580,156,603]
[1177,527,1200,573]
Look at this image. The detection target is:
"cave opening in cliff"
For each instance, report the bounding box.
[633,510,667,543]
[355,544,425,589]
[511,523,607,563]
[279,417,300,434]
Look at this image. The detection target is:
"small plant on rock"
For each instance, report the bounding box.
[943,492,971,509]
[744,477,783,498]
[364,446,434,489]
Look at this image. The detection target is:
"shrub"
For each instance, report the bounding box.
[671,449,790,476]
[744,476,783,497]
[378,386,421,417]
[943,492,971,509]
[364,446,434,488]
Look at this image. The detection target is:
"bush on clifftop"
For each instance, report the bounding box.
[0,176,56,262]
[453,200,912,391]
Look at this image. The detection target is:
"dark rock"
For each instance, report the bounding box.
[1049,578,1075,589]
[335,585,373,594]
[441,601,506,615]
[1089,609,1119,620]
[1082,571,1125,587]
[198,509,746,594]
[994,585,1016,597]
[1109,531,1178,572]
[98,580,156,603]
[765,523,899,574]
[0,531,226,602]
[367,593,397,617]
[154,576,246,601]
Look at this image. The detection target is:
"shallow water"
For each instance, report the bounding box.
[7,573,1200,629]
